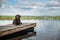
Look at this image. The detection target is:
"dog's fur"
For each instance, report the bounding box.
[13,15,22,25]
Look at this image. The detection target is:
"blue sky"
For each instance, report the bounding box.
[0,0,60,16]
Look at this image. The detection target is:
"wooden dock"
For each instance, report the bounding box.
[0,23,36,37]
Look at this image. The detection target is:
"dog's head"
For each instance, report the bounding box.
[15,15,21,19]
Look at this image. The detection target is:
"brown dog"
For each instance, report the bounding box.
[13,15,22,26]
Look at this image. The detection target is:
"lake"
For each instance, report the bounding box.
[0,20,60,40]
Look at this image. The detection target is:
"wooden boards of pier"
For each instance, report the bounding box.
[0,23,36,37]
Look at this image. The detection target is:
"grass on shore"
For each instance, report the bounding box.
[0,16,60,20]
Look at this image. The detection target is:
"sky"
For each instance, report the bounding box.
[0,0,60,16]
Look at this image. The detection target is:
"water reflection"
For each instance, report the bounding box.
[0,20,60,40]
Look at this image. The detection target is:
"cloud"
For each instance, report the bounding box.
[47,11,60,16]
[53,0,60,2]
[45,1,60,7]
[0,0,8,4]
[0,0,60,16]
[38,1,60,11]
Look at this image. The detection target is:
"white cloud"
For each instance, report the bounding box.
[0,0,8,4]
[45,1,60,7]
[0,0,60,16]
[48,1,59,5]
[47,11,60,16]
[1,4,5,8]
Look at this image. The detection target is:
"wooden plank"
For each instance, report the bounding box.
[0,23,36,37]
[7,32,36,40]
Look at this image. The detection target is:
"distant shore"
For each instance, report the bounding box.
[0,16,60,20]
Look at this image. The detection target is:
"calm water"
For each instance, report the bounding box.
[0,20,60,40]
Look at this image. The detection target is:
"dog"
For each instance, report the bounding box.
[13,15,22,26]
